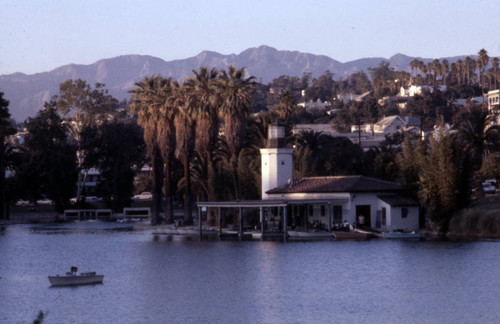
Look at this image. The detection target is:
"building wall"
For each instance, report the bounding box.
[350,193,382,226]
[260,148,293,200]
[377,201,419,231]
[265,191,419,231]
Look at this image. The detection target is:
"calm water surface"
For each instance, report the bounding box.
[1,222,499,323]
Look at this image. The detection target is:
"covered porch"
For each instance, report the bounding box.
[196,198,349,240]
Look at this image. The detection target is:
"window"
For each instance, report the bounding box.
[321,205,325,217]
[401,207,408,219]
[382,207,386,225]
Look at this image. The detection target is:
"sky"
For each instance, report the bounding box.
[1,0,500,75]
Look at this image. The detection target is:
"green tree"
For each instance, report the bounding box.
[0,91,16,219]
[399,131,473,232]
[92,121,146,212]
[369,61,397,97]
[51,79,117,200]
[23,104,78,212]
[343,71,372,94]
[304,70,336,102]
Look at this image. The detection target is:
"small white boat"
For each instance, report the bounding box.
[48,272,104,286]
[384,232,421,240]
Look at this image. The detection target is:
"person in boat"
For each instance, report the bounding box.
[67,266,78,275]
[343,220,350,231]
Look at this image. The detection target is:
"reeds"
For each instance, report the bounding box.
[449,209,500,237]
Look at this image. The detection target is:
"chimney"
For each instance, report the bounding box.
[267,124,286,148]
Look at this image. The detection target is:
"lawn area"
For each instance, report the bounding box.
[449,193,500,238]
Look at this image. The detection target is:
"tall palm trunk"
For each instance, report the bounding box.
[163,158,174,224]
[151,149,163,225]
[182,139,193,225]
[205,149,217,225]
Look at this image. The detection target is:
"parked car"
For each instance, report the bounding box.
[482,183,497,194]
[36,198,53,205]
[84,196,101,202]
[16,199,30,206]
[133,192,152,200]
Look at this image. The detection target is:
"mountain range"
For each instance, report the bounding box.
[0,45,467,122]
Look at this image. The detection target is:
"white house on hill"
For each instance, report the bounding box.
[374,115,407,134]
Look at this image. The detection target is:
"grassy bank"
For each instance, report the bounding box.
[448,195,500,238]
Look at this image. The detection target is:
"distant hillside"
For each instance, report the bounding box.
[0,45,468,122]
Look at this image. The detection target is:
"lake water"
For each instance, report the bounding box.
[1,222,499,324]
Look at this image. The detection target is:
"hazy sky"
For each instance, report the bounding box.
[1,0,499,75]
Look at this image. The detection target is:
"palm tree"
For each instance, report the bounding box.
[453,104,500,187]
[478,48,490,98]
[157,78,178,224]
[409,59,420,77]
[275,90,297,122]
[218,66,255,200]
[441,59,449,87]
[184,67,220,224]
[492,57,499,89]
[464,56,475,86]
[129,75,168,225]
[293,130,330,177]
[173,82,196,225]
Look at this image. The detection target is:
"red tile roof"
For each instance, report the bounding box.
[377,194,419,206]
[266,175,403,194]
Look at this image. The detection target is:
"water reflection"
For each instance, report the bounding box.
[1,223,500,323]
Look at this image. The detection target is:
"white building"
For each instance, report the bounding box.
[487,89,500,125]
[198,124,420,235]
[261,125,419,232]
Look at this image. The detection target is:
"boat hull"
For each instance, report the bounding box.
[48,274,104,286]
[333,231,370,240]
[384,232,421,240]
[152,226,217,236]
[288,231,333,239]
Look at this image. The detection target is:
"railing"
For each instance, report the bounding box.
[122,207,151,219]
[64,209,112,221]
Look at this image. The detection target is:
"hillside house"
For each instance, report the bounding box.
[487,89,500,125]
[350,115,408,135]
[373,115,407,134]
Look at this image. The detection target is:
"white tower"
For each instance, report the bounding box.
[260,124,293,200]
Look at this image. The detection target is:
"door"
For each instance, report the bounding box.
[356,205,371,228]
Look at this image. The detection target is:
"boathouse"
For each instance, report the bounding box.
[197,124,419,237]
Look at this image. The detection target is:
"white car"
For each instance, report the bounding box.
[36,198,53,205]
[133,192,152,200]
[482,183,497,194]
